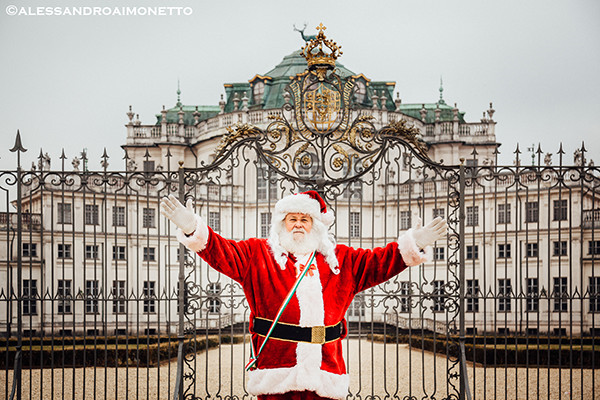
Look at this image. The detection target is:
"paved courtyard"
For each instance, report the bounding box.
[2,339,599,399]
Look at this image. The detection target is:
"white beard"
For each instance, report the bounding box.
[279,228,320,255]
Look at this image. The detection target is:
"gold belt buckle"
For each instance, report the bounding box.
[311,326,326,344]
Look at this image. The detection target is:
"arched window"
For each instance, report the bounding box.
[253,81,265,104]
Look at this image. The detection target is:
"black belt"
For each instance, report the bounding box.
[253,317,345,345]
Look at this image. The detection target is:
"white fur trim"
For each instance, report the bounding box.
[397,228,430,266]
[247,366,349,399]
[246,254,346,398]
[294,254,325,326]
[175,214,209,253]
[273,193,334,227]
[267,235,288,270]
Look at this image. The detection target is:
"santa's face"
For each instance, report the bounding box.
[280,213,318,255]
[284,213,313,238]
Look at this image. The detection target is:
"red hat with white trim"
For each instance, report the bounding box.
[273,190,335,227]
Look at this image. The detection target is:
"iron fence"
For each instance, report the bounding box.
[0,135,598,399]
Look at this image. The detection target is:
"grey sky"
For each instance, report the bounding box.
[0,0,598,171]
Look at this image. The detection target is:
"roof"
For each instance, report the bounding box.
[155,104,221,125]
[399,101,466,124]
[224,50,358,112]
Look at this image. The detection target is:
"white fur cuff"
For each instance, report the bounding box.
[175,214,209,253]
[397,228,430,266]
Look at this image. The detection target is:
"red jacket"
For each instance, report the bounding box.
[178,216,427,399]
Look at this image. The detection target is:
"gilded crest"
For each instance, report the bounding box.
[303,83,340,132]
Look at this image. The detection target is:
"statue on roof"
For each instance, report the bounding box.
[293,23,317,42]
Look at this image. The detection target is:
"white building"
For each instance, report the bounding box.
[1,28,598,338]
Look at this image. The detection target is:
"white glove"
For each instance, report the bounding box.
[413,216,447,250]
[160,194,197,235]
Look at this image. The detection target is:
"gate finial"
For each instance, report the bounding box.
[10,130,27,154]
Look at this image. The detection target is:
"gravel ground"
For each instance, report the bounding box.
[1,339,599,399]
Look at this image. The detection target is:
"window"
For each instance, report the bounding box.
[466,279,479,312]
[553,328,567,336]
[143,281,156,314]
[498,203,511,224]
[85,245,99,260]
[589,277,600,313]
[341,180,362,200]
[553,241,567,256]
[85,280,99,314]
[112,206,125,227]
[348,293,365,317]
[257,161,278,201]
[57,280,72,314]
[433,208,445,220]
[466,245,479,260]
[588,240,600,256]
[553,199,568,221]
[498,243,511,259]
[553,277,568,312]
[526,278,539,312]
[400,211,411,230]
[143,247,155,262]
[296,153,319,192]
[465,159,478,178]
[433,280,445,312]
[207,282,221,314]
[253,80,265,104]
[143,160,155,173]
[207,184,220,201]
[260,212,271,238]
[350,212,361,238]
[353,80,366,104]
[399,281,411,313]
[526,201,539,223]
[58,203,72,224]
[466,206,479,226]
[85,204,99,225]
[498,279,512,312]
[208,211,221,232]
[58,244,71,259]
[22,243,37,257]
[143,208,155,228]
[112,246,126,260]
[526,242,539,258]
[23,279,38,315]
[112,280,126,314]
[434,247,445,261]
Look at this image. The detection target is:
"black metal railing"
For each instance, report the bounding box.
[1,133,599,399]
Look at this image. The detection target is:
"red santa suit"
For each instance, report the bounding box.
[176,192,428,400]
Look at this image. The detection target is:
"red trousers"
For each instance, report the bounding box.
[258,391,334,400]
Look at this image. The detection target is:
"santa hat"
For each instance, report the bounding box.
[272,190,335,227]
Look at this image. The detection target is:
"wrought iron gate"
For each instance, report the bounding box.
[170,44,468,400]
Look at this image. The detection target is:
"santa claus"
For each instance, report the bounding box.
[160,190,447,400]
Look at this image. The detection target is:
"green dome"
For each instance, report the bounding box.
[224,50,356,112]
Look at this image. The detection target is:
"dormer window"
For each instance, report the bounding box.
[253,80,265,104]
[354,80,366,104]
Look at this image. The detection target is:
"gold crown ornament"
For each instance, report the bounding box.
[301,23,343,71]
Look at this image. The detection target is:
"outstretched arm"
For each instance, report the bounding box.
[160,194,248,283]
[351,216,447,293]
